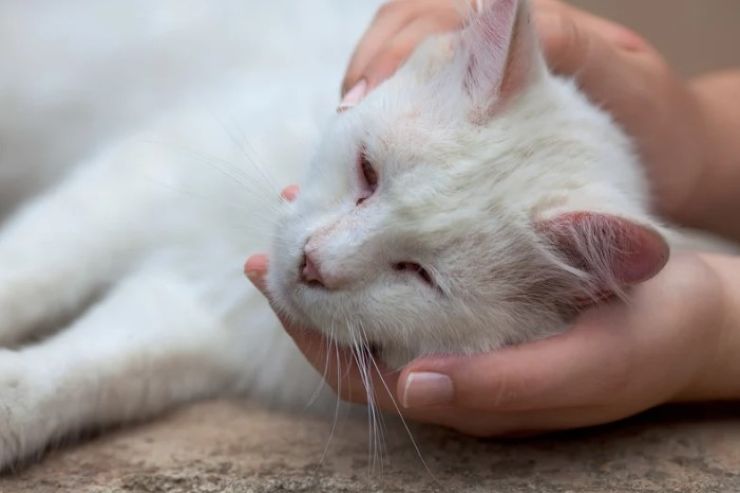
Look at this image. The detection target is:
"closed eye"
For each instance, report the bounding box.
[393,262,436,289]
[356,150,377,206]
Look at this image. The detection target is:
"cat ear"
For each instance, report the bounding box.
[537,212,670,298]
[461,0,543,120]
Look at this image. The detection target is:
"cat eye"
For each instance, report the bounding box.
[356,151,378,206]
[393,262,435,288]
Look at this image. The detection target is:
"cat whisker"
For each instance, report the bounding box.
[148,136,282,209]
[214,112,281,196]
[360,324,437,483]
[318,326,343,469]
[346,324,375,474]
[356,323,388,475]
[305,326,333,410]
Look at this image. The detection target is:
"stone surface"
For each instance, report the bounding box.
[2,400,740,492]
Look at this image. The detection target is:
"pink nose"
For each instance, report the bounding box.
[300,251,325,287]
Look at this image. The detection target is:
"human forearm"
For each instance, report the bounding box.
[687,71,740,242]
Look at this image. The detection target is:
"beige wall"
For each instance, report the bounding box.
[567,0,739,76]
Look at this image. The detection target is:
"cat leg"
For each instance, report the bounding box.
[0,151,174,346]
[0,267,271,470]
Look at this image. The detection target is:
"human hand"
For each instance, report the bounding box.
[246,245,737,436]
[340,0,711,228]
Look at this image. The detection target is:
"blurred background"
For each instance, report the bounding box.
[572,0,738,76]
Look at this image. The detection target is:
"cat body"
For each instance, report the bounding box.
[0,0,377,466]
[0,0,733,469]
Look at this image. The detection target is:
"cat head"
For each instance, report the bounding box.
[267,0,669,367]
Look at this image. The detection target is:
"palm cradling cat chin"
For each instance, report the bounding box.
[0,0,730,470]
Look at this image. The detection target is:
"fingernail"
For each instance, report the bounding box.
[337,79,367,112]
[402,372,454,409]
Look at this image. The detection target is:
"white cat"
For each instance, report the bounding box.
[0,0,732,470]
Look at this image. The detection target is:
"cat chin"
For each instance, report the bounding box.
[265,273,418,368]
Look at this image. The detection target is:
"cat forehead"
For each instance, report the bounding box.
[353,80,569,167]
[357,103,460,161]
[352,81,611,201]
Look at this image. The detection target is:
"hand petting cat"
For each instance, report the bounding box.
[341,0,739,239]
[246,0,740,435]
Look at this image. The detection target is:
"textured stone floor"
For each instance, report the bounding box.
[2,399,740,492]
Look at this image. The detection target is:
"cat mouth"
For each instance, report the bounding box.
[283,257,382,355]
[368,343,383,359]
[283,294,383,356]
[331,338,383,361]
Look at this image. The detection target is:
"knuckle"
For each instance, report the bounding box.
[484,372,533,410]
[376,1,404,19]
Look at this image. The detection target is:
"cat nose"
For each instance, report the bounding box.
[300,251,326,288]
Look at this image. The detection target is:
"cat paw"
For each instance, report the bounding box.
[0,351,39,471]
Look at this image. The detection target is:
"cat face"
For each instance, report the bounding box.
[267,0,669,367]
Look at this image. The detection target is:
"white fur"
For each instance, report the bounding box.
[267,3,660,367]
[0,0,734,469]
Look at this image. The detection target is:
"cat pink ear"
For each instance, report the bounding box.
[462,0,542,119]
[537,212,670,295]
